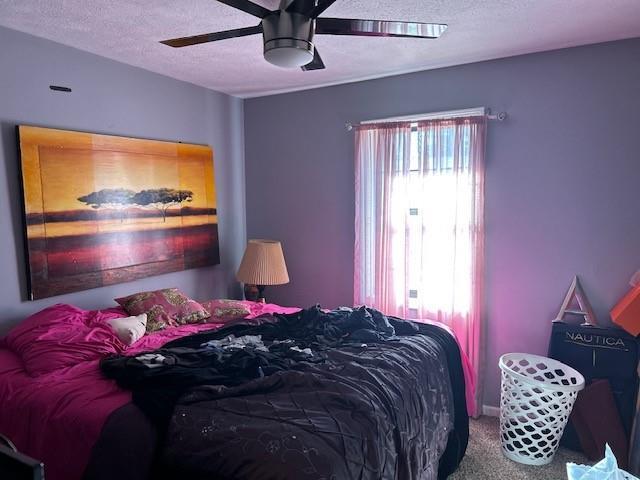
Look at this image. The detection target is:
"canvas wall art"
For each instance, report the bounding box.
[18,125,220,300]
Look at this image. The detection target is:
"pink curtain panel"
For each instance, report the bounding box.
[354,117,487,416]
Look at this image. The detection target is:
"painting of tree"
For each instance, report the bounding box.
[77,188,135,222]
[76,188,194,223]
[131,188,194,222]
[18,125,219,300]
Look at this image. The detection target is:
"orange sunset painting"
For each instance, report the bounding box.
[18,125,220,299]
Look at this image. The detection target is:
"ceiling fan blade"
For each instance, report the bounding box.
[286,0,336,18]
[216,0,271,18]
[301,48,325,71]
[161,25,262,47]
[316,18,447,38]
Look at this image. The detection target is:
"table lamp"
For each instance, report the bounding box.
[236,239,289,302]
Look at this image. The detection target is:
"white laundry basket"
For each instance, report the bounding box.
[499,353,585,466]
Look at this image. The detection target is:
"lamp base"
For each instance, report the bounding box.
[243,284,266,303]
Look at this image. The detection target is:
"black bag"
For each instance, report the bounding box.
[548,322,639,451]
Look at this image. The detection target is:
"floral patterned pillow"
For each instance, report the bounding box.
[115,288,210,332]
[202,299,251,322]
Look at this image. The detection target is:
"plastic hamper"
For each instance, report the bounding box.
[499,353,585,465]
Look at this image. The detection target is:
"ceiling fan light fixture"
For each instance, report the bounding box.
[264,39,314,68]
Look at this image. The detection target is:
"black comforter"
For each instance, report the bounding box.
[101,306,468,479]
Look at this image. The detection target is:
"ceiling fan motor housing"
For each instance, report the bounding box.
[262,11,315,67]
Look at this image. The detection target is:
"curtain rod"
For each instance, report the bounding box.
[345,107,507,131]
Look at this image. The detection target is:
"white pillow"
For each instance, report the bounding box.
[108,314,147,346]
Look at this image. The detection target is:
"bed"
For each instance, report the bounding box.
[0,301,470,480]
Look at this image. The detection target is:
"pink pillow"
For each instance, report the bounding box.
[115,288,210,332]
[202,299,251,322]
[3,304,127,377]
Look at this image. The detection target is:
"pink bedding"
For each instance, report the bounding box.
[0,301,474,480]
[0,301,299,480]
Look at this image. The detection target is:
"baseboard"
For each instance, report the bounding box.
[482,405,500,417]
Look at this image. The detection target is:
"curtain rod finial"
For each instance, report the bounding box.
[345,122,353,131]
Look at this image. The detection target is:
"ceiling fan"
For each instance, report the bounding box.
[160,0,447,70]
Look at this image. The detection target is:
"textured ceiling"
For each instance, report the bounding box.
[0,0,639,98]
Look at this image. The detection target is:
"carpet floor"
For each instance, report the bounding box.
[450,416,589,479]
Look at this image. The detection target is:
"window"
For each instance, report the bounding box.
[399,125,474,318]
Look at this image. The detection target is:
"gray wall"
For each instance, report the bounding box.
[244,38,640,406]
[0,26,246,332]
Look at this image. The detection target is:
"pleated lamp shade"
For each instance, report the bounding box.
[236,239,289,286]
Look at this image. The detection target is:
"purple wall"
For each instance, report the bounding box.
[0,26,246,333]
[244,38,640,407]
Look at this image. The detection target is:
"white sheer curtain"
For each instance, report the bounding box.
[354,116,486,415]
